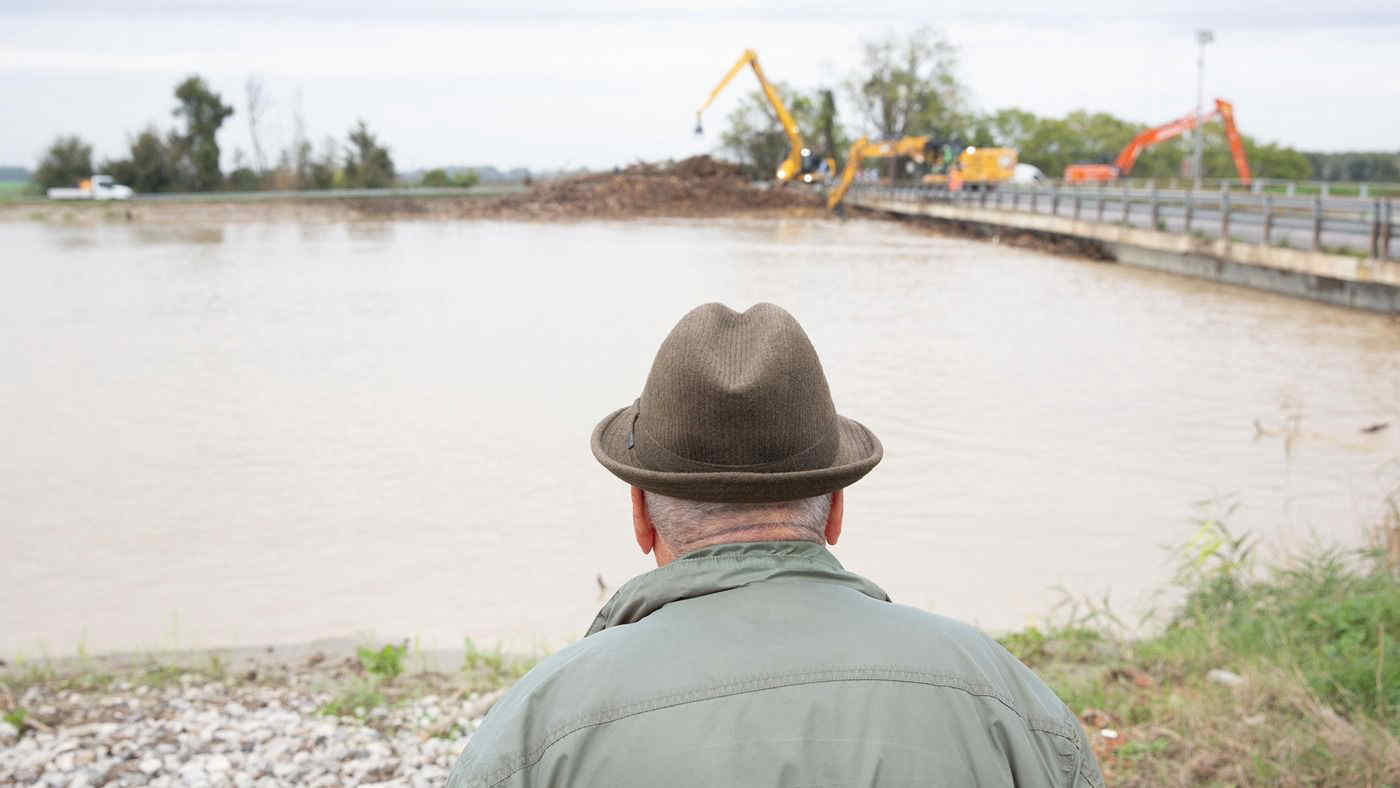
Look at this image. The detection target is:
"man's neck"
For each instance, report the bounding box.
[654,530,824,567]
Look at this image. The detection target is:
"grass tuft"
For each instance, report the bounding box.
[319,679,386,718]
[463,638,537,692]
[357,642,407,680]
[1004,510,1400,785]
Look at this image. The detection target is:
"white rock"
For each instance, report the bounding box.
[139,757,163,775]
[0,721,18,742]
[206,754,231,773]
[1206,668,1246,687]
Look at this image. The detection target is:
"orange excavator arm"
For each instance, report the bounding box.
[1112,111,1202,176]
[1213,99,1252,185]
[1111,98,1252,184]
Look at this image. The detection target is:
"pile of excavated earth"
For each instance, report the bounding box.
[478,155,823,219]
[342,155,822,220]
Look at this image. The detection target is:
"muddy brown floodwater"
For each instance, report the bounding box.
[3,215,1398,659]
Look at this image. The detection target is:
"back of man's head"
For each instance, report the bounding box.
[642,492,832,557]
[592,303,879,562]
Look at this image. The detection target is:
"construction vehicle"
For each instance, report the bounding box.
[826,137,1022,210]
[921,146,1019,190]
[47,174,133,200]
[1063,98,1252,185]
[826,136,939,210]
[694,50,835,184]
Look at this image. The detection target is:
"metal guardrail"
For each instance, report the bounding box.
[849,182,1396,259]
[1074,177,1400,199]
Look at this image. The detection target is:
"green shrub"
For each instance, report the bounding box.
[357,643,406,680]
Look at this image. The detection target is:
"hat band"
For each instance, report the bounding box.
[630,403,841,474]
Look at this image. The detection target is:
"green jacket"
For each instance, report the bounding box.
[448,541,1103,787]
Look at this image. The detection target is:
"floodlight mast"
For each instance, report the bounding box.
[1193,28,1214,190]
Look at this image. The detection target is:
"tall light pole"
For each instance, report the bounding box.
[1192,28,1214,189]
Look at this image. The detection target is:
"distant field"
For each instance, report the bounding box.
[0,181,33,201]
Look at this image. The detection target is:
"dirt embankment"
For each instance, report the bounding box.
[1,156,824,225]
[346,156,823,220]
[490,156,823,219]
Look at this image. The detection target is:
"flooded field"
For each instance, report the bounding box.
[3,216,1398,658]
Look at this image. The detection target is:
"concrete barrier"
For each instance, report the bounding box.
[851,192,1400,313]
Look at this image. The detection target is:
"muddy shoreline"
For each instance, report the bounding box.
[1,190,1098,262]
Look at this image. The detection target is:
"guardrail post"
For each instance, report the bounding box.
[1286,182,1296,197]
[1050,184,1059,217]
[1371,200,1382,259]
[1074,192,1082,221]
[1096,184,1106,222]
[1263,194,1274,245]
[1321,182,1330,199]
[1383,200,1393,260]
[1220,191,1231,241]
[1150,183,1160,230]
[1184,188,1193,231]
[1360,183,1369,199]
[1120,185,1129,223]
[980,186,988,208]
[1311,195,1323,251]
[1029,187,1037,214]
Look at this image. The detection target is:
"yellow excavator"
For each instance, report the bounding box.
[826,136,941,210]
[695,50,835,184]
[827,138,1021,210]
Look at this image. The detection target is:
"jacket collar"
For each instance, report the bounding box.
[587,540,890,636]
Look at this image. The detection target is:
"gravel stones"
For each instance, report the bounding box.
[1,675,484,786]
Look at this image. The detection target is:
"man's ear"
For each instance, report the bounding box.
[824,489,844,546]
[631,487,656,555]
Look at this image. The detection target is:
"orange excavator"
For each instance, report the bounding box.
[1063,98,1251,185]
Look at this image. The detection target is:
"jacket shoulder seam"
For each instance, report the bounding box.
[478,667,1081,786]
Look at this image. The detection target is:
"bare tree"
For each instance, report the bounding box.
[290,88,310,188]
[845,28,965,181]
[245,75,269,173]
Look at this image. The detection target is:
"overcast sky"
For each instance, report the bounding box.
[2,1,1397,172]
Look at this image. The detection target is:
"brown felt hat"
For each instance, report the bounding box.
[591,302,882,503]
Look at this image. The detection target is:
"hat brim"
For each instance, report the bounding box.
[591,404,883,503]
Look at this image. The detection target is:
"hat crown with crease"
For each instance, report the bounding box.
[639,302,836,468]
[591,302,882,503]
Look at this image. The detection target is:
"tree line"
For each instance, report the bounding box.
[720,29,1378,184]
[33,75,408,193]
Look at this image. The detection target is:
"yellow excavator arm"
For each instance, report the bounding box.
[696,49,811,183]
[826,136,935,210]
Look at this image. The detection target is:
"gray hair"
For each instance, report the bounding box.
[643,492,832,557]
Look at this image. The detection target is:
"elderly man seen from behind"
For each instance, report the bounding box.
[449,302,1103,788]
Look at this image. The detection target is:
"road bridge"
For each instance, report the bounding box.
[846,183,1400,313]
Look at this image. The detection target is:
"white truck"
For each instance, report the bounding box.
[47,174,134,200]
[1011,163,1048,185]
